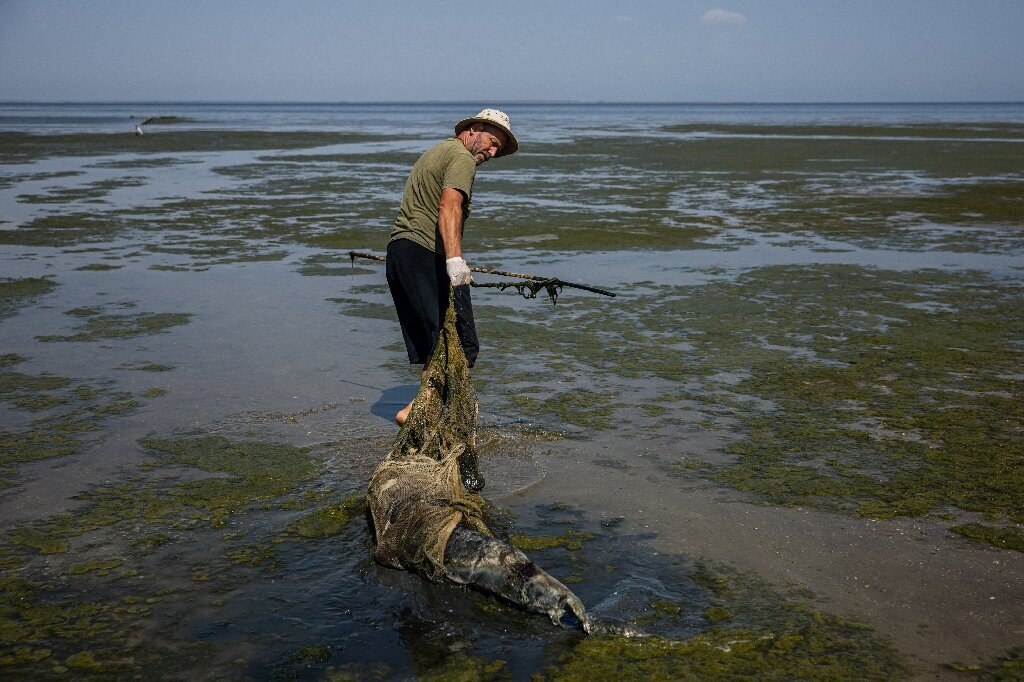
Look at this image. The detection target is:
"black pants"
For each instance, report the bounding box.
[386,239,479,367]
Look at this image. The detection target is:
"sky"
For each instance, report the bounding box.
[1,0,1023,103]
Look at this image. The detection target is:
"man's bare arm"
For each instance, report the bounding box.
[438,187,466,259]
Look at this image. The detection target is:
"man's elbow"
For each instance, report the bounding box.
[439,188,467,210]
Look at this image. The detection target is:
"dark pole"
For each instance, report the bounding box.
[347,251,616,298]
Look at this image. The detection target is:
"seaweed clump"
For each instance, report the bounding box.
[36,305,191,343]
[0,277,56,319]
[0,355,142,488]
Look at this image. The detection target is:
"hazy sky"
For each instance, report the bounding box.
[2,0,1023,102]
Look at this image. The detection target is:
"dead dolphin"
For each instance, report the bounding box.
[367,439,596,630]
[443,524,589,629]
[368,289,646,635]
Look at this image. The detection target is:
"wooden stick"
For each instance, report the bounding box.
[347,251,616,298]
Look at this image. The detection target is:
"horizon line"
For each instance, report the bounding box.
[2,99,1024,107]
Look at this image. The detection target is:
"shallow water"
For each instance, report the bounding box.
[1,103,1022,679]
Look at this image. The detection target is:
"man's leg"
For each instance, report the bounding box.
[387,240,443,426]
[395,365,427,426]
[386,240,479,426]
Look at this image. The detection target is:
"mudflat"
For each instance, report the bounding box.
[1,104,1021,679]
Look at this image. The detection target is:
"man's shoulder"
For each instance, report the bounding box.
[418,138,470,161]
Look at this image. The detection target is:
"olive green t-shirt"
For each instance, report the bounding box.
[390,138,476,253]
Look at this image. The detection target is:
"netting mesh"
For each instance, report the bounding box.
[367,288,491,582]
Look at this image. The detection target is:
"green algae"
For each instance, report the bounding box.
[68,558,124,575]
[0,354,23,369]
[328,296,397,320]
[0,434,342,677]
[90,156,202,169]
[272,643,335,678]
[675,266,1024,532]
[0,575,140,676]
[144,239,289,264]
[947,648,1024,679]
[37,306,192,342]
[131,533,172,550]
[323,662,394,680]
[703,605,734,624]
[417,652,508,681]
[5,436,323,561]
[74,263,123,271]
[0,211,124,247]
[537,628,901,681]
[0,431,908,680]
[979,648,1024,681]
[476,129,1024,253]
[4,120,1021,272]
[1,117,1019,676]
[65,650,102,671]
[950,524,1024,552]
[226,544,279,569]
[0,370,71,397]
[118,361,173,372]
[0,276,56,319]
[509,530,594,552]
[670,459,716,475]
[141,436,320,488]
[17,176,147,205]
[518,389,616,431]
[0,646,52,666]
[284,494,366,539]
[9,528,69,554]
[0,358,148,488]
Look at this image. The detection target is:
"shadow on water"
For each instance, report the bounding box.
[333,377,417,423]
[370,384,418,422]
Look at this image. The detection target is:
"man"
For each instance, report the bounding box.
[386,109,519,426]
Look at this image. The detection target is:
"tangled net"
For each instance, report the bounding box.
[367,288,490,582]
[365,287,646,637]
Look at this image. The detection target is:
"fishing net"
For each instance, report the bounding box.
[367,288,491,582]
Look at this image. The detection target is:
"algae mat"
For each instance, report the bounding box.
[0,440,908,679]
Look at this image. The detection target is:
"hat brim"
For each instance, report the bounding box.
[455,117,519,157]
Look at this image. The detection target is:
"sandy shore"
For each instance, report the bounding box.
[509,439,1023,679]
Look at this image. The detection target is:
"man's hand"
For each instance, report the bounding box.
[445,256,474,286]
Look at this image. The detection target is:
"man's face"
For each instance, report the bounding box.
[465,125,508,165]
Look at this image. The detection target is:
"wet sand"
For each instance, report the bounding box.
[513,440,1023,679]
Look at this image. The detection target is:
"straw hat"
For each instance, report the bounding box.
[455,108,519,157]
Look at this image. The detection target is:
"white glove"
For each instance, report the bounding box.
[445,256,474,286]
